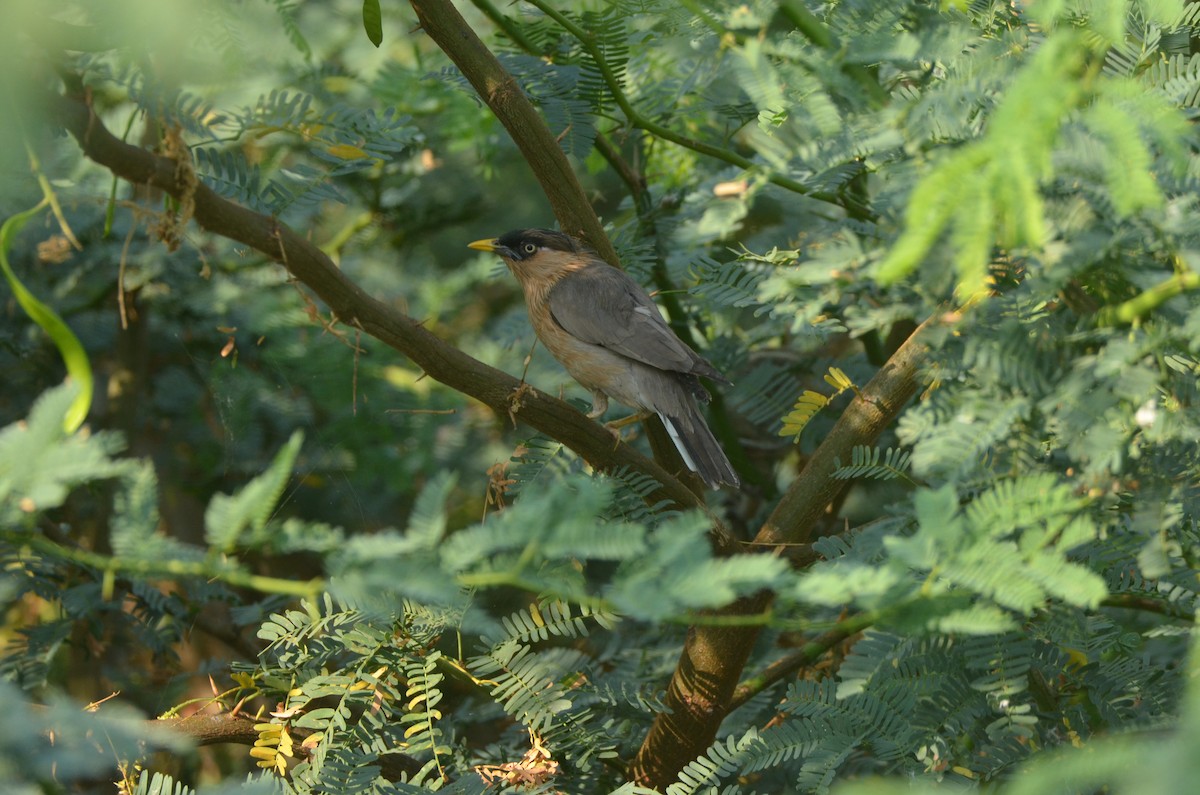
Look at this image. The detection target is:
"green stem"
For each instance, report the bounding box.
[468,0,545,54]
[319,210,374,259]
[728,611,875,711]
[778,0,833,48]
[6,531,324,599]
[1096,270,1200,325]
[671,609,776,628]
[24,141,81,251]
[455,570,613,613]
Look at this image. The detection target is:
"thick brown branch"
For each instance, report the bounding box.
[407,0,619,266]
[160,712,261,746]
[156,712,423,780]
[757,318,931,546]
[49,88,710,523]
[628,318,932,788]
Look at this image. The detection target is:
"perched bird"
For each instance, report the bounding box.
[469,228,739,489]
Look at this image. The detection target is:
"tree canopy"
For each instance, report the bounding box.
[2,1,1199,793]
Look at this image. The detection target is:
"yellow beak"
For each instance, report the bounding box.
[467,238,498,252]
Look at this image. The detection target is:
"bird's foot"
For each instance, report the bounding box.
[604,411,653,431]
[585,391,609,419]
[602,411,653,448]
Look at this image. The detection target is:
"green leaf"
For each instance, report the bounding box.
[878,33,1087,294]
[794,561,902,607]
[204,430,304,552]
[932,602,1018,634]
[607,513,789,619]
[0,385,132,523]
[883,485,963,569]
[1085,98,1164,217]
[362,0,382,47]
[406,471,456,547]
[0,202,92,433]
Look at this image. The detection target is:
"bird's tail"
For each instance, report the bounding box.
[660,406,740,489]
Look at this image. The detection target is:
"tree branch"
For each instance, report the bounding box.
[628,317,933,788]
[407,0,619,265]
[756,318,931,545]
[48,86,716,531]
[6,529,324,600]
[156,712,424,780]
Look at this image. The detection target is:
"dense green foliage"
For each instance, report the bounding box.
[2,0,1200,793]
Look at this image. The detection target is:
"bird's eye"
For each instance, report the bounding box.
[522,242,538,255]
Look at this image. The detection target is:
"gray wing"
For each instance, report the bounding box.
[548,263,717,377]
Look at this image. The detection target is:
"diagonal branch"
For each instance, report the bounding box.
[628,317,933,789]
[1095,267,1199,325]
[157,712,424,781]
[408,0,619,265]
[727,611,876,712]
[48,85,718,533]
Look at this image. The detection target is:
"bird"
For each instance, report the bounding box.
[468,228,739,489]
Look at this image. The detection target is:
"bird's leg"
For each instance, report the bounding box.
[586,390,609,419]
[583,390,650,433]
[583,390,651,448]
[601,411,652,449]
[602,411,652,448]
[604,410,653,431]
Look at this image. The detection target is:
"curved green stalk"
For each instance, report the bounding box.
[0,202,94,433]
[1097,270,1200,326]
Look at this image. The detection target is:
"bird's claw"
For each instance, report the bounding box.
[603,411,653,448]
[604,423,623,449]
[586,391,609,419]
[604,411,652,431]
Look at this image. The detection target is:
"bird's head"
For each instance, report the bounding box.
[468,228,592,284]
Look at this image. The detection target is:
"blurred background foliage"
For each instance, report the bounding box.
[2,0,1200,793]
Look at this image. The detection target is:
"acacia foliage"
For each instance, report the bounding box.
[2,0,1200,793]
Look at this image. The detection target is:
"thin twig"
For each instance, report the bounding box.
[727,612,874,712]
[117,220,136,329]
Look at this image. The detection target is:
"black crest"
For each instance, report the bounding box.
[495,228,588,260]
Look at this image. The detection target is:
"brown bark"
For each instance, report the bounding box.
[408,0,619,266]
[157,713,423,780]
[628,319,931,788]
